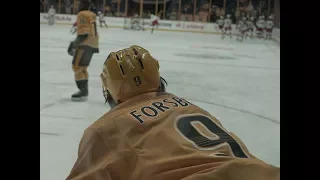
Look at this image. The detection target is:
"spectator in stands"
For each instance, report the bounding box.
[182,4,192,14]
[181,4,193,21]
[215,5,223,22]
[169,8,177,20]
[90,2,97,14]
[105,6,112,16]
[197,3,209,22]
[74,0,80,13]
[210,5,217,22]
[235,9,240,20]
[251,7,257,19]
[65,0,71,14]
[40,0,44,12]
[47,0,55,10]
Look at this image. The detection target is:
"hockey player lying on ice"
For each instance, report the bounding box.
[66,45,280,180]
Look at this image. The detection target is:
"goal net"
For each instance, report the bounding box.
[123,17,145,31]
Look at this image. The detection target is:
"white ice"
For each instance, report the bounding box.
[40,24,280,180]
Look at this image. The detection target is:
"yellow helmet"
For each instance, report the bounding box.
[100,45,166,106]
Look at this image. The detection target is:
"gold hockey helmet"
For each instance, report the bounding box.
[100,45,166,106]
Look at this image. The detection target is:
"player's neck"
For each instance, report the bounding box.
[111,92,172,111]
[78,9,89,12]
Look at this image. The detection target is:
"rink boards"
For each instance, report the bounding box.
[40,13,280,43]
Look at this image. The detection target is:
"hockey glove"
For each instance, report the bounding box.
[68,34,88,56]
[67,42,76,56]
[72,34,88,48]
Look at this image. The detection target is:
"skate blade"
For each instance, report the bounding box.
[71,96,88,102]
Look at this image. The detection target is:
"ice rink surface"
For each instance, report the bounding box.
[40,24,280,180]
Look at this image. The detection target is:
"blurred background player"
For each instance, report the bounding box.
[223,14,232,39]
[150,12,160,34]
[216,16,225,37]
[130,13,143,30]
[47,5,56,25]
[66,45,280,180]
[236,17,247,41]
[246,17,255,39]
[265,16,275,40]
[67,0,99,101]
[256,16,266,39]
[97,11,108,28]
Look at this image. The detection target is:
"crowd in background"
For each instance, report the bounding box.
[40,0,280,28]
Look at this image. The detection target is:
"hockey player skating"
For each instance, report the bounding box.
[97,11,108,28]
[66,45,280,180]
[128,13,144,30]
[216,16,225,38]
[256,16,266,39]
[236,17,247,41]
[150,13,160,34]
[223,14,233,39]
[47,5,56,25]
[265,16,275,40]
[67,0,99,101]
[246,17,255,39]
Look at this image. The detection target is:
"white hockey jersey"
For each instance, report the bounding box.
[223,19,232,27]
[217,19,224,27]
[150,14,159,21]
[256,19,266,29]
[266,20,274,29]
[246,20,254,29]
[48,7,56,17]
[237,20,247,30]
[99,13,105,21]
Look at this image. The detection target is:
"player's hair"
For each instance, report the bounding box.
[160,76,168,92]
